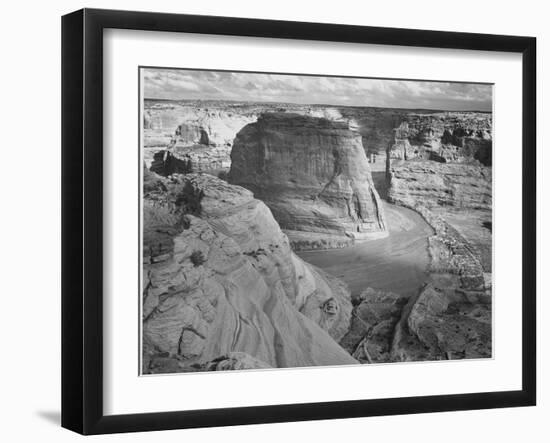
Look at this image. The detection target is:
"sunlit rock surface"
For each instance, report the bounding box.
[388,161,492,211]
[142,171,356,373]
[142,99,494,368]
[388,116,492,165]
[228,113,387,250]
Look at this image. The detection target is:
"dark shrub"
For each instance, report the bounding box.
[190,250,206,267]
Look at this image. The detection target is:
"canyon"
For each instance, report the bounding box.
[142,171,356,373]
[144,99,491,173]
[228,113,387,250]
[142,98,492,372]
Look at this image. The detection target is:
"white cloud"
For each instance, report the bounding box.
[143,68,492,111]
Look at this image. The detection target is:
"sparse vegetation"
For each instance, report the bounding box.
[190,250,206,267]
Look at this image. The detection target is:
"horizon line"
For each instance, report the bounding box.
[142,97,492,114]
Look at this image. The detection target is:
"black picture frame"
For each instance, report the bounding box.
[61,8,537,435]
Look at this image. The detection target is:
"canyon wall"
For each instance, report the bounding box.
[228,113,387,250]
[339,107,492,162]
[388,113,492,165]
[146,104,257,175]
[144,100,492,174]
[142,170,356,373]
[340,181,491,363]
[387,161,492,211]
[339,107,403,157]
[144,101,347,174]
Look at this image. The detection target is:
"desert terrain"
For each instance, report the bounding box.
[142,97,492,373]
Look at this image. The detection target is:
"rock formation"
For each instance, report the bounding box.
[144,99,492,172]
[338,201,491,364]
[337,107,492,157]
[388,117,492,165]
[340,278,491,364]
[228,113,387,250]
[172,110,256,148]
[144,102,257,173]
[144,102,350,175]
[142,100,493,367]
[391,283,491,361]
[387,160,492,211]
[198,352,272,371]
[142,171,356,373]
[339,167,491,364]
[340,288,408,362]
[339,107,403,158]
[149,144,230,176]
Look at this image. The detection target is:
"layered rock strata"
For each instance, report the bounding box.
[387,160,492,211]
[388,118,492,165]
[339,158,492,363]
[391,282,491,361]
[144,103,257,149]
[339,206,491,363]
[142,171,356,373]
[144,99,492,170]
[149,144,230,176]
[144,103,257,173]
[228,113,387,250]
[340,288,408,362]
[338,107,492,160]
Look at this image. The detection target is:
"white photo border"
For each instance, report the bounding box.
[103,28,522,416]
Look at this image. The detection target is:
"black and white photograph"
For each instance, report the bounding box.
[1,0,545,439]
[141,69,493,374]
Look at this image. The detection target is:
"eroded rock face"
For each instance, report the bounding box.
[339,283,491,364]
[149,150,192,176]
[389,116,492,165]
[199,352,272,371]
[336,160,491,364]
[340,288,408,363]
[149,144,230,176]
[389,206,491,362]
[388,161,492,211]
[391,283,491,361]
[144,100,492,172]
[337,108,491,160]
[142,172,356,373]
[338,243,490,364]
[228,113,387,250]
[174,110,257,148]
[144,103,257,173]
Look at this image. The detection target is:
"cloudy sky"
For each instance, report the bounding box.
[142,68,492,111]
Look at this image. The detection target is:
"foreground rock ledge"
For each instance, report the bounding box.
[142,171,357,373]
[228,113,387,250]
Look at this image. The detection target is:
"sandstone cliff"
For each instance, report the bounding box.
[387,160,492,211]
[338,158,492,363]
[144,102,257,173]
[338,107,492,161]
[144,100,492,171]
[142,171,356,373]
[228,113,387,250]
[388,115,492,165]
[339,204,491,364]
